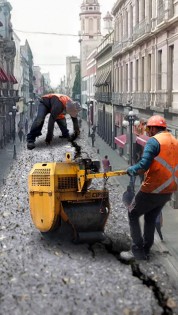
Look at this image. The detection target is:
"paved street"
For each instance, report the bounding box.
[0,118,178,315]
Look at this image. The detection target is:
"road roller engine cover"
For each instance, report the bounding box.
[28,151,126,242]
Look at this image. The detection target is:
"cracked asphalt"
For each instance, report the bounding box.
[0,118,178,315]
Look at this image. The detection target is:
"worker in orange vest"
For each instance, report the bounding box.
[27,94,81,150]
[120,115,178,262]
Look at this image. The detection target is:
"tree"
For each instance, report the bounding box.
[72,65,81,101]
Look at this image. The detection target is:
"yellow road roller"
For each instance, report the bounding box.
[28,152,126,242]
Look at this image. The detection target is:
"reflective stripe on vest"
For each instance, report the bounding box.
[152,156,178,193]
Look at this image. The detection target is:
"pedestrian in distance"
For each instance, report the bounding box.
[18,127,24,142]
[92,125,97,133]
[26,94,81,150]
[102,155,111,173]
[78,117,82,128]
[155,211,164,241]
[120,115,178,262]
[25,117,28,134]
[91,131,95,147]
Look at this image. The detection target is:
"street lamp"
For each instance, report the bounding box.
[123,104,140,191]
[78,31,82,107]
[8,111,12,141]
[87,101,93,137]
[9,105,17,159]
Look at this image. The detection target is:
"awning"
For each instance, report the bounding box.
[9,74,18,84]
[94,73,103,87]
[98,70,111,86]
[114,134,127,148]
[99,72,107,85]
[136,134,149,147]
[101,70,111,86]
[105,70,111,85]
[0,68,9,82]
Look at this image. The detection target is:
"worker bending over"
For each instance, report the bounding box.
[27,94,81,150]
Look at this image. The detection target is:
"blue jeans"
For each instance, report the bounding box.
[27,103,50,142]
[128,191,171,253]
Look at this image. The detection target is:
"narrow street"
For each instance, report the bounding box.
[0,118,178,315]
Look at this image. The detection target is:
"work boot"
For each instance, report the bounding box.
[143,247,151,261]
[59,135,69,139]
[120,250,147,262]
[27,142,36,150]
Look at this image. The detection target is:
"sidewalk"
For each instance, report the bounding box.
[85,121,178,287]
[0,137,24,188]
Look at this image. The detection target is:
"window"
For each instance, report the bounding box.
[168,45,174,100]
[130,5,133,36]
[89,18,93,34]
[135,0,139,24]
[141,0,145,20]
[135,59,139,91]
[126,63,128,91]
[147,54,151,91]
[158,50,162,90]
[141,56,144,91]
[125,10,128,37]
[130,62,133,92]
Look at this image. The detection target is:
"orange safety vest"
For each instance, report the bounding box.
[42,94,72,119]
[141,131,178,194]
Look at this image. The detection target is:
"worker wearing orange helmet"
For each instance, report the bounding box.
[120,115,178,262]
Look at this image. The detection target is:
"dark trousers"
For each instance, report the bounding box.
[27,103,50,142]
[128,191,171,253]
[46,116,69,141]
[155,223,163,240]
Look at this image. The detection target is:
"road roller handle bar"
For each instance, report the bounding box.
[77,169,127,192]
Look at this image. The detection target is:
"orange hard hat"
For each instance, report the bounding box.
[146,115,167,128]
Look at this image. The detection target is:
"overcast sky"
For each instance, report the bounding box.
[9,0,116,87]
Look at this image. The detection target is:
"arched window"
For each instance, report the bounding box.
[82,19,85,32]
[89,18,93,34]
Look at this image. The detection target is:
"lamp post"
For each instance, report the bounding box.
[78,31,82,108]
[8,111,12,140]
[87,102,91,137]
[123,103,140,190]
[9,105,17,159]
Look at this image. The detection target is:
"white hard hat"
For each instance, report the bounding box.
[66,101,81,118]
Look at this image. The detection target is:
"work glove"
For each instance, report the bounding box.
[127,167,136,177]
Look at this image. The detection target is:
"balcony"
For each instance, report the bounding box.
[112,92,133,105]
[95,92,112,103]
[132,92,151,109]
[0,88,19,99]
[150,91,169,110]
[133,19,151,42]
[112,41,123,56]
[112,92,123,105]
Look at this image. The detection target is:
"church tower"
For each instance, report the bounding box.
[79,0,102,79]
[80,0,101,39]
